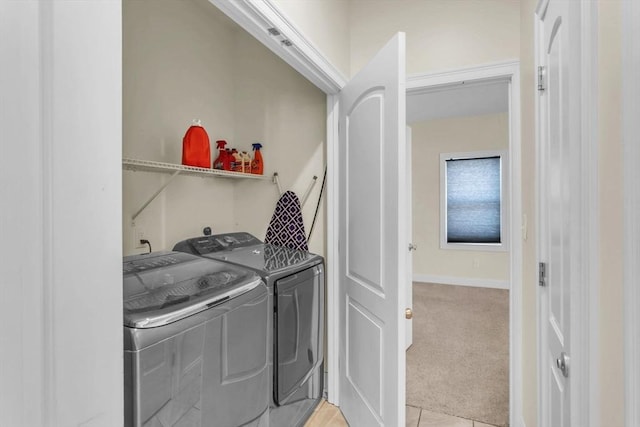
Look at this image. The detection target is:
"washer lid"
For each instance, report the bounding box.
[123,251,261,328]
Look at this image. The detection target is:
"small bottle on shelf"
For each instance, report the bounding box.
[251,143,264,175]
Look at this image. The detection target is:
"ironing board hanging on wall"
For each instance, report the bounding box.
[264,190,308,251]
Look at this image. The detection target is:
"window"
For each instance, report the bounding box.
[440,150,508,251]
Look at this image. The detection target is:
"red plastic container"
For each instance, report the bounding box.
[182,123,211,168]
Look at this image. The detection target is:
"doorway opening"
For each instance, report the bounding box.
[404,64,521,427]
[185,4,524,421]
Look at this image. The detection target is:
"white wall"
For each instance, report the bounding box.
[123,0,238,254]
[270,0,350,79]
[123,0,326,257]
[232,28,327,256]
[349,0,520,76]
[598,1,624,425]
[519,0,538,424]
[269,0,519,78]
[411,113,510,285]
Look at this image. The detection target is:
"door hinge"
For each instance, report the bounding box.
[538,262,547,287]
[538,66,546,91]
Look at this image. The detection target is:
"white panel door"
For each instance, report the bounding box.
[338,33,407,427]
[539,1,571,425]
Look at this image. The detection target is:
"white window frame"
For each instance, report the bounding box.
[440,149,509,252]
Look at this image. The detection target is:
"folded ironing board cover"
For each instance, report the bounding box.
[265,190,308,251]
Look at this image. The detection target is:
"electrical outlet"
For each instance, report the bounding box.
[134,227,146,248]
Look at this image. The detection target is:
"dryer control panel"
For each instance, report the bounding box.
[174,232,262,255]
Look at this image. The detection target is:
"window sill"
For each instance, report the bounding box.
[440,242,509,252]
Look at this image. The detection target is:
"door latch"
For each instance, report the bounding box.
[556,352,570,378]
[538,65,546,91]
[539,262,547,287]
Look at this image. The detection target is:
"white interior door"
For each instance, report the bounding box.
[406,126,413,350]
[538,1,571,425]
[338,33,407,427]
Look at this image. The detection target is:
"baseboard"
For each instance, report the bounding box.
[413,274,510,290]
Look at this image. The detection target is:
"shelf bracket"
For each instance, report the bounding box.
[132,170,181,222]
[300,175,318,207]
[123,158,280,222]
[271,173,318,206]
[273,172,283,195]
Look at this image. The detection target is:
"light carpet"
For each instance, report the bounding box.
[406,282,509,427]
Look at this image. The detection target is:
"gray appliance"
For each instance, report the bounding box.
[123,251,270,427]
[173,233,324,427]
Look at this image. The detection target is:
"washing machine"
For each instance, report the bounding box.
[123,251,270,427]
[173,232,325,427]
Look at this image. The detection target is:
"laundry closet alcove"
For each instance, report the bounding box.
[122,0,327,258]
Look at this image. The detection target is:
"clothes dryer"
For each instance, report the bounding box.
[123,251,269,427]
[173,233,324,427]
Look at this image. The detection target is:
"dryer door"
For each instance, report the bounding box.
[273,264,324,405]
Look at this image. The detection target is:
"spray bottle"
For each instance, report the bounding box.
[213,140,227,170]
[251,143,264,175]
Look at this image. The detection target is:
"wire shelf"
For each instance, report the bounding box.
[122,158,271,181]
[123,157,276,221]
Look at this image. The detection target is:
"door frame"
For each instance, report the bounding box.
[406,60,522,427]
[534,0,598,425]
[622,1,640,426]
[3,1,123,425]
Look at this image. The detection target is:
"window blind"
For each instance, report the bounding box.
[446,156,501,244]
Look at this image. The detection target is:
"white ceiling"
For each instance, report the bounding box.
[406,80,509,124]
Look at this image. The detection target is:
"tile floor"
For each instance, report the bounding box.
[306,400,503,427]
[305,400,348,427]
[406,405,501,427]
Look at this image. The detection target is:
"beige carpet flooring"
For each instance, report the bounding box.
[406,283,509,427]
